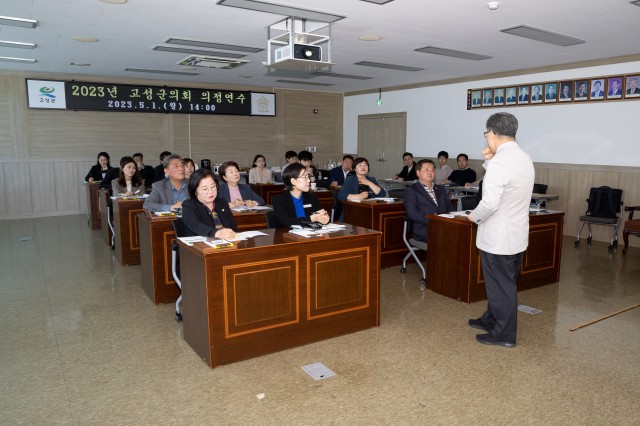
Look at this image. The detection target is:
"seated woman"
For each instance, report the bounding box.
[272,163,330,228]
[182,169,238,239]
[183,158,196,181]
[85,151,112,182]
[111,156,145,196]
[218,161,265,207]
[338,157,387,203]
[248,155,272,184]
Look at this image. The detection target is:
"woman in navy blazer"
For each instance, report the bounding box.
[338,157,387,202]
[272,163,330,228]
[85,151,113,182]
[217,161,265,207]
[182,169,237,238]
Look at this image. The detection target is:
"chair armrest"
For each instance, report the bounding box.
[625,206,640,220]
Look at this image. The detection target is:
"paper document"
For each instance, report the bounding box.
[518,304,542,315]
[301,362,336,381]
[177,236,207,246]
[374,197,396,203]
[154,211,176,217]
[236,231,268,239]
[289,229,322,238]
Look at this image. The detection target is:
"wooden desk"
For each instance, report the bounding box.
[313,189,335,212]
[342,199,406,268]
[85,182,102,229]
[249,183,286,205]
[113,198,145,265]
[426,211,564,303]
[179,225,381,368]
[99,189,113,246]
[139,208,272,305]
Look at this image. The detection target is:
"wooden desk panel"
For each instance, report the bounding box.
[179,225,381,368]
[113,198,144,265]
[342,200,406,268]
[313,190,335,213]
[249,183,286,206]
[85,182,101,229]
[99,189,113,246]
[426,212,564,303]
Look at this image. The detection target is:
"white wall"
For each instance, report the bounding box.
[344,61,640,167]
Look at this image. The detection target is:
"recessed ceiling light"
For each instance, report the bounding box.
[0,56,37,63]
[124,68,199,76]
[415,46,492,61]
[501,25,584,46]
[0,40,36,49]
[98,0,128,4]
[70,62,91,66]
[73,36,99,43]
[359,35,382,42]
[0,16,38,28]
[354,61,423,72]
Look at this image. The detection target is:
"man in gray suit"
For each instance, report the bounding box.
[143,154,189,212]
[467,113,534,348]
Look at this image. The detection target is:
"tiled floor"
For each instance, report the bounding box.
[1,215,639,425]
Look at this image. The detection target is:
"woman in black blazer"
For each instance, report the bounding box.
[85,151,113,182]
[272,163,330,228]
[182,169,237,238]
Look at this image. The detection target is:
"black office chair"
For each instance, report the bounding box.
[575,186,623,251]
[171,219,187,322]
[265,211,278,229]
[331,189,343,223]
[400,218,427,290]
[387,188,405,199]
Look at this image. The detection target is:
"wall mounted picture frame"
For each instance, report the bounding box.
[530,84,543,103]
[493,88,505,105]
[544,83,557,103]
[505,87,517,105]
[559,81,573,102]
[575,80,588,101]
[471,90,482,107]
[590,79,605,100]
[625,75,640,98]
[607,76,623,99]
[482,89,493,106]
[517,85,530,104]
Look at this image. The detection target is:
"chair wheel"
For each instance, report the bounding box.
[574,241,580,247]
[587,237,592,243]
[175,312,183,322]
[419,279,426,290]
[400,267,406,274]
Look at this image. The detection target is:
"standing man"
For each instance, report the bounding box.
[329,155,355,186]
[467,112,534,348]
[144,154,189,212]
[395,152,417,181]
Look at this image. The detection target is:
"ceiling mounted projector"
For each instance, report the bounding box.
[275,43,322,63]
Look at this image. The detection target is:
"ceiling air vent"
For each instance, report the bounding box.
[177,55,249,69]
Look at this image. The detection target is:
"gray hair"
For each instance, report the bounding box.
[163,154,183,168]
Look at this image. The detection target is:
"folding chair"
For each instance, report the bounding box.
[575,186,623,251]
[400,218,427,290]
[171,219,187,322]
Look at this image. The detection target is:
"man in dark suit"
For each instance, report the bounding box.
[472,93,481,105]
[506,88,516,103]
[591,80,604,97]
[395,152,417,181]
[575,81,588,99]
[545,84,557,100]
[560,84,571,100]
[518,87,529,102]
[608,79,622,97]
[531,85,542,101]
[153,151,172,183]
[329,155,355,186]
[494,89,504,103]
[144,154,189,212]
[404,159,454,242]
[626,78,640,95]
[133,152,155,187]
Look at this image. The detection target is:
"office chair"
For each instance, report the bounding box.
[400,218,427,290]
[171,218,187,322]
[532,183,549,207]
[387,188,405,199]
[622,205,640,254]
[265,211,278,229]
[575,186,623,251]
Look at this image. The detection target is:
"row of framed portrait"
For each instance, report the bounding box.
[467,73,640,109]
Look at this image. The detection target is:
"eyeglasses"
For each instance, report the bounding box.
[483,131,490,138]
[297,174,310,180]
[197,185,217,193]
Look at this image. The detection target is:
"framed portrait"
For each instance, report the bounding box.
[471,90,482,108]
[482,89,493,106]
[624,75,640,98]
[505,87,517,105]
[530,84,543,104]
[607,76,623,99]
[544,83,557,103]
[493,88,505,106]
[559,81,573,102]
[590,79,605,100]
[574,80,588,101]
[517,85,530,105]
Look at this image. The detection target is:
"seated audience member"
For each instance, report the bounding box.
[153,151,172,183]
[182,169,237,239]
[183,158,196,181]
[446,153,477,186]
[272,163,330,228]
[143,154,189,212]
[329,155,355,186]
[85,152,113,183]
[132,153,155,187]
[298,150,321,183]
[112,156,145,196]
[404,159,454,242]
[249,155,272,184]
[395,152,417,181]
[338,157,387,203]
[281,150,298,173]
[435,150,453,184]
[218,161,265,207]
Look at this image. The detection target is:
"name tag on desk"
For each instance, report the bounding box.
[303,204,312,208]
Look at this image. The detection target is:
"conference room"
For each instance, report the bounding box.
[1,1,639,424]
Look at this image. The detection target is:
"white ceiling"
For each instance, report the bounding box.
[1,0,639,93]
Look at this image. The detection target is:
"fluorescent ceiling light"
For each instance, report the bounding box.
[0,56,36,63]
[0,16,37,28]
[360,0,395,4]
[0,40,36,49]
[124,68,199,76]
[311,71,372,80]
[354,61,423,72]
[153,45,246,59]
[165,38,263,53]
[99,0,128,4]
[275,79,333,86]
[501,25,585,47]
[415,46,491,61]
[217,0,345,23]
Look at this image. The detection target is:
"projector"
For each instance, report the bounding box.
[274,43,322,63]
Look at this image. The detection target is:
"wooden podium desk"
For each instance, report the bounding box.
[249,183,286,205]
[179,224,381,368]
[426,211,564,303]
[139,208,273,305]
[84,182,102,229]
[113,197,145,266]
[98,189,113,246]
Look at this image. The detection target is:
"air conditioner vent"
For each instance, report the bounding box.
[177,55,249,69]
